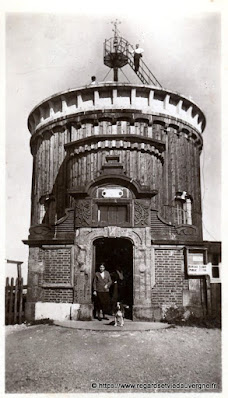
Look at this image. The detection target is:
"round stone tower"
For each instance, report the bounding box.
[25,81,206,321]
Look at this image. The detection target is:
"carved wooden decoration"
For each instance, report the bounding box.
[75,200,92,227]
[134,200,150,226]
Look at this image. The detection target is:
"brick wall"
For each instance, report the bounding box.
[43,248,71,284]
[43,288,73,303]
[151,249,185,306]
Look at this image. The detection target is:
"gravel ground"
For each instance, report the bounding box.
[5,324,221,393]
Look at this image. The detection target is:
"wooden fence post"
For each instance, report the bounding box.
[5,277,9,325]
[18,278,23,324]
[13,278,18,324]
[8,278,14,325]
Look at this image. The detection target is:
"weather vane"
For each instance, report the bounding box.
[111,19,121,39]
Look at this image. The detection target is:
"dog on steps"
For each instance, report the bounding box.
[113,302,129,327]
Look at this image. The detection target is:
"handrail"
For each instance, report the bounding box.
[104,36,162,87]
[126,42,162,87]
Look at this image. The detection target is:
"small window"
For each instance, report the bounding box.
[211,254,220,278]
[39,194,55,224]
[175,192,192,225]
[39,204,45,224]
[98,204,128,225]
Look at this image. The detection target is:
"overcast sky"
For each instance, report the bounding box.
[5,4,221,279]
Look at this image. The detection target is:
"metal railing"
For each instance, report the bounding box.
[126,42,162,87]
[104,37,162,87]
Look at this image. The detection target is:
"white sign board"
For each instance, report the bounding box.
[101,188,123,198]
[187,252,208,275]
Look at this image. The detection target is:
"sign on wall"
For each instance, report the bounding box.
[186,249,209,276]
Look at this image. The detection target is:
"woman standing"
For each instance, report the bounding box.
[93,264,112,321]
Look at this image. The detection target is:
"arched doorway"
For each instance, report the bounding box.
[93,238,133,319]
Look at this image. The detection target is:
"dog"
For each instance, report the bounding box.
[113,302,129,327]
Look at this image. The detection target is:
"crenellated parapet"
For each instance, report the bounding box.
[28,83,205,138]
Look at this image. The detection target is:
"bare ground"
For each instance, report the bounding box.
[5,324,221,393]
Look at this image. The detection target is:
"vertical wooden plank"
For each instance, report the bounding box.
[49,133,54,192]
[127,149,130,177]
[33,143,38,225]
[8,278,14,325]
[178,134,183,189]
[62,129,67,212]
[83,155,87,185]
[13,278,18,324]
[58,130,62,169]
[42,138,45,194]
[43,137,46,194]
[191,141,195,203]
[18,278,23,324]
[72,156,75,188]
[149,152,153,188]
[143,152,148,185]
[150,152,154,190]
[78,156,82,186]
[97,150,102,179]
[84,153,88,184]
[46,136,49,193]
[154,151,158,207]
[36,138,40,223]
[185,135,190,193]
[192,143,197,223]
[80,155,84,186]
[75,158,78,186]
[46,135,49,194]
[69,157,72,189]
[163,128,169,211]
[53,132,56,185]
[140,149,145,185]
[55,133,59,211]
[88,152,92,181]
[182,134,187,189]
[5,277,9,325]
[136,150,140,185]
[79,126,83,140]
[70,157,73,191]
[58,131,63,214]
[188,138,192,198]
[91,151,94,181]
[172,130,177,198]
[61,129,65,166]
[39,138,42,199]
[159,156,163,210]
[85,152,88,183]
[195,145,201,230]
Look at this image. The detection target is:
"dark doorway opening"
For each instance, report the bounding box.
[93,238,133,319]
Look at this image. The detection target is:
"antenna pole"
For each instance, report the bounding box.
[111,19,121,82]
[114,68,118,82]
